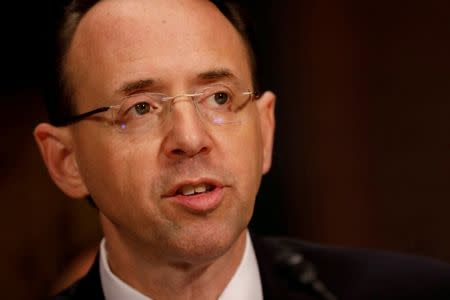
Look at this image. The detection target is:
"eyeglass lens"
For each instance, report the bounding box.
[113,84,252,132]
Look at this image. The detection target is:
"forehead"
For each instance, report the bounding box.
[65,0,252,105]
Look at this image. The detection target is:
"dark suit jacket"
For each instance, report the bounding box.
[52,235,450,300]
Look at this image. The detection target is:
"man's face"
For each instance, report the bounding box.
[64,0,274,261]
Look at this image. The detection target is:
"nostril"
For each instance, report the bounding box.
[172,149,185,156]
[198,146,209,154]
[170,146,209,157]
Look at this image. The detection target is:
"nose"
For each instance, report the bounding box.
[161,98,213,159]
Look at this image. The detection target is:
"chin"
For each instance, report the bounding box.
[166,222,246,265]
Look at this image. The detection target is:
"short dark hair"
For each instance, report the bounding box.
[45,0,258,126]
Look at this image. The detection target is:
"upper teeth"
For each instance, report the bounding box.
[180,184,210,196]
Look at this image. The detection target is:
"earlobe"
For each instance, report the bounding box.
[33,123,89,199]
[256,91,276,174]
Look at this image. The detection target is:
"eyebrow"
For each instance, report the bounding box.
[117,79,157,95]
[115,68,239,96]
[197,68,238,83]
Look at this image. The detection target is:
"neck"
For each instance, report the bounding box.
[101,217,248,300]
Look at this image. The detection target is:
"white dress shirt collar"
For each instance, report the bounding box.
[99,231,263,300]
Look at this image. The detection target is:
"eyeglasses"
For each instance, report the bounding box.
[60,83,259,133]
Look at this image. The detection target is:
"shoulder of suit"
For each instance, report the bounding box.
[47,282,80,299]
[253,235,450,300]
[255,234,450,270]
[48,254,105,300]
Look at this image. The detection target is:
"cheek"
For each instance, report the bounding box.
[220,118,264,198]
[74,130,161,211]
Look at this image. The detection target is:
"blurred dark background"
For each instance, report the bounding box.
[1,0,450,299]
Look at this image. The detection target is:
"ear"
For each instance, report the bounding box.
[256,91,276,174]
[34,123,89,199]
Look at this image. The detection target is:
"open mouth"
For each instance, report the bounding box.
[176,183,216,196]
[167,181,224,212]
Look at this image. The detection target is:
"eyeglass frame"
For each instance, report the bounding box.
[57,84,261,129]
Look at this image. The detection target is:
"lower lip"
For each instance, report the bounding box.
[168,187,224,213]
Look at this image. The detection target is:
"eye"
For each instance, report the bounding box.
[134,102,151,115]
[212,92,229,105]
[204,91,233,109]
[118,95,163,121]
[115,94,165,131]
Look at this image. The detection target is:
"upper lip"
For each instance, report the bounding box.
[162,177,224,197]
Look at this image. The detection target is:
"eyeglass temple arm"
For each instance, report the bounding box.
[58,106,111,126]
[233,91,260,113]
